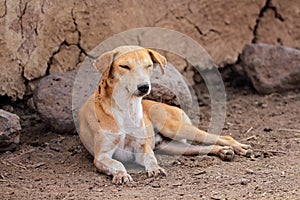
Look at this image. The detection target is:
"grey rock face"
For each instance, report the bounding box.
[0,109,21,151]
[241,43,300,94]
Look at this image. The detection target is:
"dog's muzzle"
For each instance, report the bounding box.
[136,83,150,96]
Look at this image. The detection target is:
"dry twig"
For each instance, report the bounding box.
[278,128,300,134]
[254,149,287,154]
[7,149,35,162]
[6,161,27,169]
[26,162,45,168]
[240,135,257,142]
[245,127,253,134]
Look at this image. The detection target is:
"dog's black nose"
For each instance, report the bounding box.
[137,83,150,94]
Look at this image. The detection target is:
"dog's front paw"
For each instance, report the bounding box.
[146,165,167,177]
[112,171,133,184]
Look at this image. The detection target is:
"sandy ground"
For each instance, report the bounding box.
[1,83,299,199]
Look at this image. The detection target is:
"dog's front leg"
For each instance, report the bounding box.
[94,153,133,184]
[135,142,167,177]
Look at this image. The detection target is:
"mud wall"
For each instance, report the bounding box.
[0,0,299,100]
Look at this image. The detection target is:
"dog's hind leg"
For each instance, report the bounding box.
[155,140,235,161]
[145,101,252,158]
[159,121,252,157]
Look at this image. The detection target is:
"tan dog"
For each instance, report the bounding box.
[78,46,252,184]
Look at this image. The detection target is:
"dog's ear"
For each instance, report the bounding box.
[93,51,117,80]
[147,49,167,74]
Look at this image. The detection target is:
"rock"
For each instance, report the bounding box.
[0,109,21,151]
[245,168,254,174]
[49,45,82,74]
[35,61,198,134]
[255,0,300,49]
[147,63,192,107]
[150,182,161,188]
[0,58,26,101]
[240,178,250,185]
[74,0,264,68]
[4,0,300,100]
[0,0,78,100]
[241,43,300,94]
[34,70,78,134]
[172,181,183,187]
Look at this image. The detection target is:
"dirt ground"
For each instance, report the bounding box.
[1,80,299,199]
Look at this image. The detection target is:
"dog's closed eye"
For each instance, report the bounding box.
[119,65,130,70]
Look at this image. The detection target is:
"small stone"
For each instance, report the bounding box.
[193,170,206,175]
[150,182,161,188]
[245,168,254,174]
[50,146,60,152]
[34,178,42,181]
[240,178,250,185]
[263,128,272,132]
[250,157,257,161]
[172,181,182,187]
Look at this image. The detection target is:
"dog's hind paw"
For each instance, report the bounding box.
[112,171,133,184]
[233,143,253,157]
[245,149,254,158]
[219,146,235,161]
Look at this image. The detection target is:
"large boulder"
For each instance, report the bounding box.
[3,0,300,100]
[34,70,78,134]
[0,109,21,151]
[241,43,300,94]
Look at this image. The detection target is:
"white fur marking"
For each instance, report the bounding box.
[127,58,133,65]
[135,51,141,65]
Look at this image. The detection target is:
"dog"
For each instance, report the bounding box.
[78,45,252,184]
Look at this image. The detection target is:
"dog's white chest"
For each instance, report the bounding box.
[112,106,143,128]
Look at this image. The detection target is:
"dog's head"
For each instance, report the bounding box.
[94,46,167,97]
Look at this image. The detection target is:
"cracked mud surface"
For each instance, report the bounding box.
[252,0,285,43]
[1,0,299,100]
[1,85,299,199]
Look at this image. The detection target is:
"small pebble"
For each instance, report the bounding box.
[245,168,254,174]
[263,128,272,132]
[193,170,206,175]
[172,181,182,187]
[240,178,250,185]
[151,182,161,188]
[50,146,60,152]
